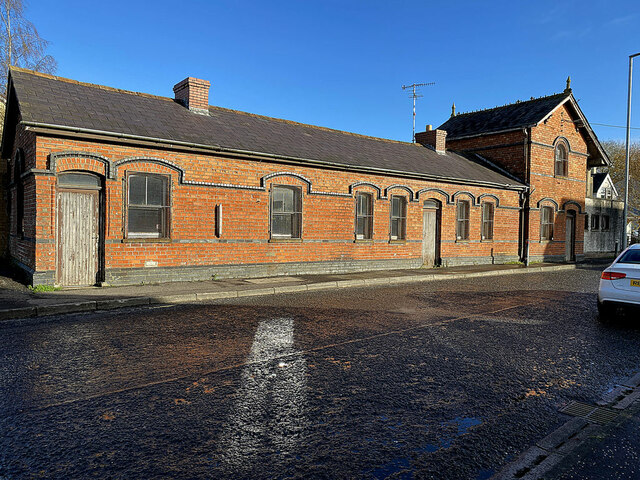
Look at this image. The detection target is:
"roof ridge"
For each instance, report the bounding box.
[208,105,417,146]
[10,66,175,103]
[454,91,569,117]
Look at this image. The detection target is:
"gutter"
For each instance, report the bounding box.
[21,121,528,192]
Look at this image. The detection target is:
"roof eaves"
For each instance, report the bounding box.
[22,120,527,191]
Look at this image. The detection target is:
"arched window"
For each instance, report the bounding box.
[554,143,568,177]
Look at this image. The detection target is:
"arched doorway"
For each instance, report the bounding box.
[422,199,442,267]
[56,172,103,286]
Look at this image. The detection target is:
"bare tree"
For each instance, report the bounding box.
[0,0,56,95]
[602,139,640,212]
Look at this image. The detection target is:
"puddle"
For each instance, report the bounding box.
[371,457,413,479]
[415,416,483,454]
[475,468,495,480]
[447,416,482,436]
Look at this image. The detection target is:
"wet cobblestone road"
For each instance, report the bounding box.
[1,265,639,479]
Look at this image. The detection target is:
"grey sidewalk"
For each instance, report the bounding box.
[0,262,593,321]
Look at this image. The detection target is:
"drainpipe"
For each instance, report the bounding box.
[520,127,532,266]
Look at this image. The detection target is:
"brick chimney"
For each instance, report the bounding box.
[173,77,211,115]
[415,125,447,153]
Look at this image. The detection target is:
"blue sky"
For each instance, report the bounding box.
[29,0,640,143]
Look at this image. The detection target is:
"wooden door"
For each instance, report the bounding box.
[565,212,575,262]
[57,189,99,286]
[422,202,440,267]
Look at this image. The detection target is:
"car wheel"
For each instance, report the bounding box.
[597,301,616,323]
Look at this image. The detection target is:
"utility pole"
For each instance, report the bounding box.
[402,82,435,142]
[624,53,640,250]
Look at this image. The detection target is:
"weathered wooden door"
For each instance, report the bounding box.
[565,212,576,262]
[57,189,99,286]
[422,201,440,267]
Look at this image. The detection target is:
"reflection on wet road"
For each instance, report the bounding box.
[220,317,307,472]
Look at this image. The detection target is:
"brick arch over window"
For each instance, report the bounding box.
[452,191,476,206]
[478,193,500,208]
[536,198,559,211]
[415,188,450,204]
[261,172,312,193]
[349,181,382,199]
[385,185,414,201]
[49,151,114,179]
[562,200,583,214]
[114,157,185,182]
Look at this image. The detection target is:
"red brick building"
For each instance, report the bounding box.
[1,69,608,286]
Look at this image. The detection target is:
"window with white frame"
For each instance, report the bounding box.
[601,214,610,231]
[127,173,170,238]
[591,214,600,231]
[390,195,406,240]
[271,185,302,238]
[356,192,373,240]
[481,202,494,241]
[540,206,554,240]
[456,199,470,241]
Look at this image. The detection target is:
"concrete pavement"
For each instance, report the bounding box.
[0,262,586,321]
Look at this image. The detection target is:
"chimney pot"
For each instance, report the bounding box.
[426,124,433,131]
[173,77,211,115]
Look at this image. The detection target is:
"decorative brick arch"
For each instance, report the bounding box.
[49,151,114,179]
[385,185,414,201]
[349,181,382,199]
[261,171,312,193]
[451,191,476,206]
[553,136,571,150]
[113,157,185,181]
[562,200,583,214]
[478,193,500,208]
[536,197,560,211]
[416,188,450,204]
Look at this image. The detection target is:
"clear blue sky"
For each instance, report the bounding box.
[29,0,640,143]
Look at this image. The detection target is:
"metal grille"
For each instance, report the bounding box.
[560,401,619,425]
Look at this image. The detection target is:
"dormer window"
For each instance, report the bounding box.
[554,143,568,177]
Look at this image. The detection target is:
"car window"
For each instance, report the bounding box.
[617,249,640,264]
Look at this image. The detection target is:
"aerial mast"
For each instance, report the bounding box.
[402,82,435,142]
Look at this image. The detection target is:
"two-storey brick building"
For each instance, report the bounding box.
[1,68,608,286]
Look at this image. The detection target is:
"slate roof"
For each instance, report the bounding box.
[439,93,570,139]
[7,68,525,189]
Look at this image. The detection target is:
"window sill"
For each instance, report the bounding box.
[389,239,406,244]
[354,239,374,244]
[539,239,553,244]
[123,237,171,243]
[480,239,494,243]
[269,237,302,243]
[455,239,470,244]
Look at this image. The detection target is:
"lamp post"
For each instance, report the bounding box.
[623,52,640,249]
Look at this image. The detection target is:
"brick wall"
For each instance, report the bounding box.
[7,134,523,284]
[528,103,588,260]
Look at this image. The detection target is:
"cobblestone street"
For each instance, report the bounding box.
[1,265,639,479]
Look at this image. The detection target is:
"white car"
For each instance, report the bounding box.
[598,244,640,320]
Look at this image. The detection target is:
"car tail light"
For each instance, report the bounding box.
[602,271,627,280]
